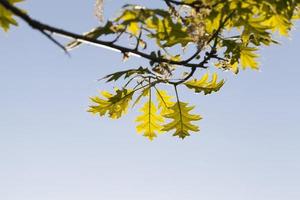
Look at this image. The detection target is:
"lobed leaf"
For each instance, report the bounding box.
[184,73,225,95]
[88,88,133,119]
[162,102,202,139]
[136,101,164,140]
[240,47,259,70]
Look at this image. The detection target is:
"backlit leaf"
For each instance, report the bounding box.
[132,87,150,108]
[261,14,291,36]
[162,102,202,139]
[156,89,175,115]
[136,101,164,140]
[184,73,225,95]
[240,47,259,70]
[88,88,133,119]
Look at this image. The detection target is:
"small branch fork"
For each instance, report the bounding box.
[168,10,235,85]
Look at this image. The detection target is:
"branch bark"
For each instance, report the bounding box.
[0,0,207,69]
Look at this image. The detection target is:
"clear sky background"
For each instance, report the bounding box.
[1,1,300,200]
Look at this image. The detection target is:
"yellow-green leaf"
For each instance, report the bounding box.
[184,73,225,95]
[136,101,164,140]
[261,14,291,36]
[88,89,133,119]
[127,21,139,36]
[156,89,175,115]
[162,102,202,139]
[132,87,150,108]
[240,47,259,70]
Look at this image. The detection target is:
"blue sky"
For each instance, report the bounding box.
[1,1,300,200]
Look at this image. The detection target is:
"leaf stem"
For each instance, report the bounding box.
[148,78,152,133]
[174,85,184,132]
[154,87,169,109]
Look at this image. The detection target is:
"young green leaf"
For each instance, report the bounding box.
[162,102,202,139]
[135,101,164,140]
[240,47,259,70]
[132,87,150,108]
[156,89,174,115]
[261,14,291,36]
[88,88,133,119]
[0,0,23,32]
[184,73,225,95]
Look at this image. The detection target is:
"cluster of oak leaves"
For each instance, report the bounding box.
[1,0,300,140]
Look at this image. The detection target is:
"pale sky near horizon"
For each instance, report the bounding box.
[1,1,300,200]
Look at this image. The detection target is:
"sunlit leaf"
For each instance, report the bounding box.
[88,88,133,119]
[162,102,202,139]
[132,87,150,108]
[240,47,259,70]
[156,89,175,115]
[5,0,299,140]
[136,101,164,140]
[184,73,225,95]
[261,14,291,36]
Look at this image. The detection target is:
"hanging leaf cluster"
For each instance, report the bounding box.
[1,0,300,140]
[84,0,300,140]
